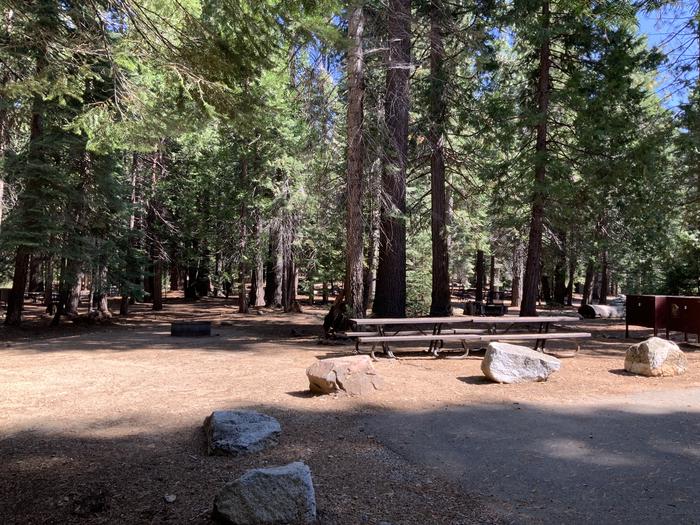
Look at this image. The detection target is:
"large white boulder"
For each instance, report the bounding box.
[204,410,281,456]
[481,342,561,383]
[213,462,316,525]
[306,355,383,396]
[624,337,688,377]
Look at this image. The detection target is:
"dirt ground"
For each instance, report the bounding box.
[1,296,699,524]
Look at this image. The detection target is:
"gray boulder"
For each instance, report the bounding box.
[204,410,281,456]
[306,355,383,396]
[481,342,561,383]
[213,462,316,525]
[625,337,688,377]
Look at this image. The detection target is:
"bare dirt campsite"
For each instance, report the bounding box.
[3,2,700,524]
[2,296,699,524]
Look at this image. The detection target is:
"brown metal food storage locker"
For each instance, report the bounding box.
[625,295,668,338]
[666,296,700,342]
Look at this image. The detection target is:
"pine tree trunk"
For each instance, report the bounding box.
[249,216,266,308]
[27,256,41,293]
[5,248,29,326]
[264,228,278,306]
[152,259,163,310]
[5,56,45,326]
[599,250,609,305]
[344,1,365,317]
[511,243,523,307]
[120,295,129,316]
[238,269,249,313]
[581,261,594,306]
[374,0,410,318]
[274,229,284,307]
[429,0,451,316]
[553,235,567,305]
[170,262,179,291]
[488,255,497,304]
[540,274,551,304]
[520,1,550,317]
[475,250,485,302]
[96,266,112,318]
[44,256,54,314]
[67,270,82,316]
[566,257,576,307]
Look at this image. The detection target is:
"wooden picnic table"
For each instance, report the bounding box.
[349,315,581,358]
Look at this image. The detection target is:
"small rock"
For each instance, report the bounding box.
[164,494,176,503]
[306,355,384,396]
[624,337,688,377]
[204,410,281,456]
[481,342,561,383]
[213,462,316,525]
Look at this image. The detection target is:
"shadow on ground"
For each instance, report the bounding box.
[363,393,700,524]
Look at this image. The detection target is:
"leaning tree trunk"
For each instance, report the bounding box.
[428,0,451,317]
[520,1,550,317]
[373,0,410,318]
[344,1,365,317]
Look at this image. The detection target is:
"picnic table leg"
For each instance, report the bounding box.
[430,323,443,357]
[379,326,396,359]
[537,322,552,351]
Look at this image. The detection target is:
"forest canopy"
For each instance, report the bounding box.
[0,0,698,326]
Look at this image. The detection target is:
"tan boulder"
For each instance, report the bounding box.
[624,337,688,377]
[306,355,383,396]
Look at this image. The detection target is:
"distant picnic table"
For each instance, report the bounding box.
[346,315,590,359]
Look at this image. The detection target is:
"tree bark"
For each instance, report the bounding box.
[264,228,279,307]
[5,52,45,325]
[488,254,497,304]
[540,274,551,304]
[429,0,451,316]
[475,250,485,302]
[43,256,54,313]
[374,0,410,318]
[27,256,41,293]
[152,259,163,310]
[581,260,594,306]
[249,216,266,308]
[5,248,29,326]
[511,243,524,307]
[566,257,576,306]
[344,1,365,317]
[96,266,112,318]
[66,270,82,316]
[553,244,567,305]
[520,0,550,317]
[599,250,608,305]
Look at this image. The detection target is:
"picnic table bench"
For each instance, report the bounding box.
[347,315,590,359]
